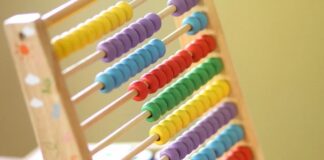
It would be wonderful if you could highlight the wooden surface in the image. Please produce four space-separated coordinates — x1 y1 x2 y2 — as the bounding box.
4 14 90 160
172 0 264 159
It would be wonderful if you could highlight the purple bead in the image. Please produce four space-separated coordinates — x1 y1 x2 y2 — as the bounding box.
186 0 198 9
185 131 200 148
213 110 226 126
220 106 232 123
171 142 188 159
123 28 139 48
224 102 238 118
109 38 124 57
131 23 147 42
116 33 132 53
145 13 161 31
193 125 208 143
201 120 215 137
178 136 194 153
168 0 189 16
97 41 117 63
206 116 220 133
160 147 180 160
138 18 155 37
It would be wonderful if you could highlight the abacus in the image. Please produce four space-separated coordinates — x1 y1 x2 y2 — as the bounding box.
4 0 263 159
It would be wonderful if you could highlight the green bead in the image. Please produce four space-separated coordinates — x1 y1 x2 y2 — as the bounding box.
195 67 209 84
141 103 161 122
174 83 190 98
168 87 182 106
154 98 168 115
159 92 176 110
187 72 203 89
207 58 224 73
201 63 217 78
181 77 195 94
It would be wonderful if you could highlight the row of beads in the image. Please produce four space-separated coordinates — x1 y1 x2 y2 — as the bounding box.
95 11 208 93
97 13 161 62
158 102 238 160
52 1 133 59
129 34 217 101
224 146 254 160
168 0 198 16
149 79 231 145
95 39 165 93
141 57 224 122
191 124 245 160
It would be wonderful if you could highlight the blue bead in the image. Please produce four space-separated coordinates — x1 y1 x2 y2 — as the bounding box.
114 63 131 82
150 39 166 57
193 12 208 29
182 16 201 35
129 53 145 72
136 48 152 67
200 148 216 160
218 133 233 151
231 124 244 140
227 129 239 144
95 72 115 93
144 44 159 63
121 58 138 77
192 153 209 160
104 68 124 87
207 140 225 158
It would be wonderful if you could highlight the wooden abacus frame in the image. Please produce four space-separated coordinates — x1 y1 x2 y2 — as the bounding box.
4 0 263 159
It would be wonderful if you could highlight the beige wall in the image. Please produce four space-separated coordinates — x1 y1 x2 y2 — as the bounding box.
0 0 323 159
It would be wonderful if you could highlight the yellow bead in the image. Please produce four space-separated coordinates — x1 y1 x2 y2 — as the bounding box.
204 90 219 105
58 34 73 57
92 15 109 36
182 103 198 120
209 83 225 98
72 27 87 47
86 19 103 39
110 6 127 25
105 8 120 29
98 12 112 34
77 24 92 44
188 99 205 116
160 120 177 138
52 39 65 60
80 23 97 43
174 110 190 128
218 80 231 96
149 124 170 145
196 94 211 111
116 1 133 20
166 114 183 132
66 32 81 52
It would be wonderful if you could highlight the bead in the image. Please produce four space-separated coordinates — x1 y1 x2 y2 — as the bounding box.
104 67 124 87
186 43 204 62
95 72 115 93
207 116 220 133
142 103 161 122
201 120 215 137
151 69 167 88
150 124 170 145
218 79 231 96
186 0 198 9
181 78 195 94
131 23 147 42
186 131 200 148
207 58 224 73
158 64 174 83
161 120 177 138
144 44 159 63
231 125 244 140
194 67 209 84
138 18 155 37
109 38 125 57
123 28 139 48
220 106 233 123
128 81 149 101
204 90 219 105
196 94 211 111
193 12 208 29
227 129 240 143
201 148 216 160
116 1 133 20
177 50 193 68
174 110 190 127
104 10 119 29
218 133 232 150
182 103 198 120
182 16 201 35
116 33 132 53
172 54 187 72
98 41 117 63
169 87 182 105
192 153 208 160
213 110 226 126
166 114 183 131
174 83 190 98
193 125 208 143
170 142 188 159
194 39 210 57
168 0 188 16
160 93 176 110
189 99 205 116
237 146 253 160
160 147 180 160
136 48 152 67
145 13 162 31
186 72 202 90
224 102 238 119
153 98 168 114
122 58 138 76
141 73 159 93
150 39 166 57
202 35 217 51
178 136 194 152
128 53 145 72
207 140 226 157
166 59 181 77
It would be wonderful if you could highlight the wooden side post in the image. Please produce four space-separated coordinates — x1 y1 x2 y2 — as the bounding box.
173 1 264 159
4 13 91 160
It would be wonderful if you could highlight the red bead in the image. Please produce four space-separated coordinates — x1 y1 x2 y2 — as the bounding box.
202 35 217 51
237 146 253 160
194 38 209 57
128 81 149 101
157 64 174 83
151 68 167 88
165 58 181 77
141 73 159 93
186 43 204 62
176 50 192 68
171 54 187 72
234 151 246 160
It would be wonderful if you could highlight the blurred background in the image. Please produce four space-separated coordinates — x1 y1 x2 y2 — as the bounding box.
0 0 323 159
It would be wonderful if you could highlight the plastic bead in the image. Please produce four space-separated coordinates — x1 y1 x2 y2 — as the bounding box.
161 120 177 138
150 39 166 57
95 72 115 93
98 41 117 62
144 44 159 63
167 0 188 16
160 147 180 160
158 64 174 83
138 18 156 37
123 28 139 48
142 103 161 122
177 50 193 68
128 81 148 101
170 142 188 159
201 148 216 160
191 153 208 160
131 23 147 42
202 35 217 51
174 110 190 127
193 12 208 29
166 59 181 77
178 136 194 153
182 16 201 35
159 93 176 110
151 69 167 88
207 140 226 157
136 48 152 67
153 98 168 114
141 73 159 93
129 53 145 72
150 124 170 145
105 68 124 87
145 13 162 31
166 114 183 131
